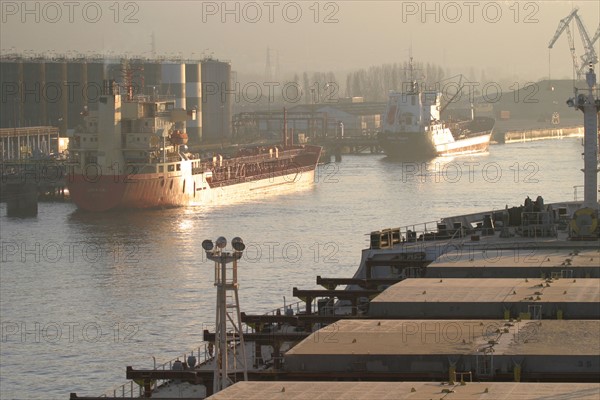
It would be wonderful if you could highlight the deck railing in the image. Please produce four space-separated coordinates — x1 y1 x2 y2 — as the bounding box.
101 342 213 397
368 218 468 250
101 299 308 397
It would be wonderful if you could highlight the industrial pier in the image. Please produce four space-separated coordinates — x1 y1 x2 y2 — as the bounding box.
1 126 69 215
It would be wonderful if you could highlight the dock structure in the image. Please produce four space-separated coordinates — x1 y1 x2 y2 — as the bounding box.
369 278 600 319
283 319 600 382
0 159 69 215
317 136 382 157
0 126 60 160
504 125 584 143
425 248 600 278
206 381 600 400
232 111 329 140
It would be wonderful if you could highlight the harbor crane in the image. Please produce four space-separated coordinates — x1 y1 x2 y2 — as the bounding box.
548 7 600 80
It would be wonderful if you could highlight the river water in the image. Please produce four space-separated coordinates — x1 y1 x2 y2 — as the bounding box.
0 137 587 398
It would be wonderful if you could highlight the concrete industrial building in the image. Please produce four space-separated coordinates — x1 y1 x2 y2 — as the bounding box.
0 54 233 144
201 59 232 142
0 56 123 131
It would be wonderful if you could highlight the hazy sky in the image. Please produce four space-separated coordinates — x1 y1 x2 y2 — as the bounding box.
1 1 599 81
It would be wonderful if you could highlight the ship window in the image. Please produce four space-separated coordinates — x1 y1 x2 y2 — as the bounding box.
183 180 186 193
176 164 181 171
159 166 164 173
160 179 165 187
168 164 175 172
169 180 173 190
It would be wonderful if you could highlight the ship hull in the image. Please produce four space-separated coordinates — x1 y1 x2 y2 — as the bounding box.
435 132 492 157
67 146 321 212
378 132 437 159
379 117 495 160
68 169 316 212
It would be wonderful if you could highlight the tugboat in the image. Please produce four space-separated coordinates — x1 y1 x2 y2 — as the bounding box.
378 59 495 160
66 80 321 212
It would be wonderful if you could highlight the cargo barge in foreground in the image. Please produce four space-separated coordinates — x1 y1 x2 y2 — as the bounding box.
67 81 321 212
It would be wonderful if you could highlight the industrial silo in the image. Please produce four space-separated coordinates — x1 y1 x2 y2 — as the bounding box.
44 59 68 132
38 59 47 126
185 62 202 144
22 59 44 126
0 58 21 128
142 59 162 95
201 59 232 142
85 59 107 111
67 60 87 130
160 61 186 109
160 61 186 135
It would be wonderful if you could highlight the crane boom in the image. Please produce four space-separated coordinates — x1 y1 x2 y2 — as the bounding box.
548 8 579 48
565 25 580 77
574 13 598 63
591 26 600 46
549 7 600 80
439 75 464 116
573 13 599 77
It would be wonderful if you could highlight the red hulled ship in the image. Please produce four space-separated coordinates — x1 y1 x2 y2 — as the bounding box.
67 81 321 212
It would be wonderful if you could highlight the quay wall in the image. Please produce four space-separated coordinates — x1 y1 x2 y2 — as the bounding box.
504 126 584 143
